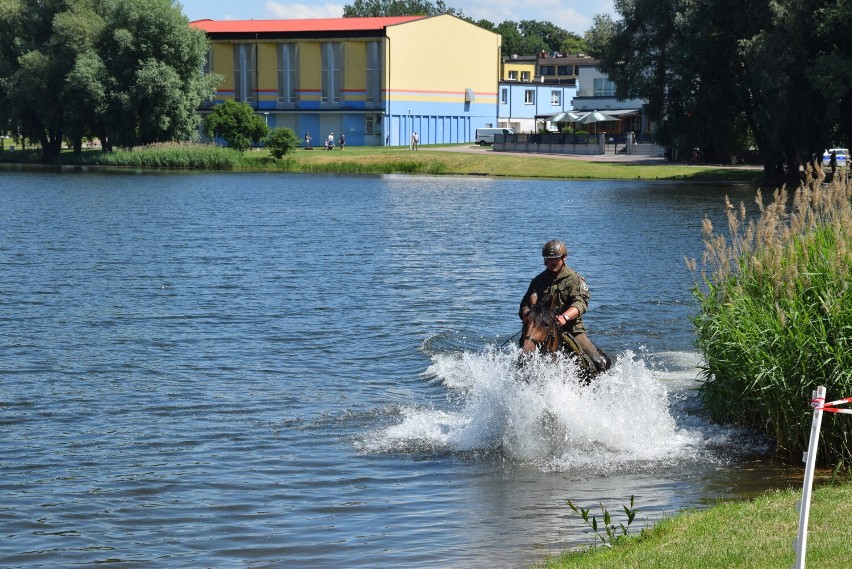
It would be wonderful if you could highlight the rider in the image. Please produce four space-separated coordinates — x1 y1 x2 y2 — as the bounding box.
519 239 608 371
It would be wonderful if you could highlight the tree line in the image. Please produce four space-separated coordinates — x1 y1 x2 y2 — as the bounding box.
0 0 218 159
586 0 852 181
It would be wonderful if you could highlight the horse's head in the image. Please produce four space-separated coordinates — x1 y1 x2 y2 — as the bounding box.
519 302 560 353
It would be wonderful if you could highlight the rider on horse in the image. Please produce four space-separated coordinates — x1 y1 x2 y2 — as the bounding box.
519 239 609 372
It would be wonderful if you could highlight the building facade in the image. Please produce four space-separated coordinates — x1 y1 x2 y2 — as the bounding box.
191 16 501 146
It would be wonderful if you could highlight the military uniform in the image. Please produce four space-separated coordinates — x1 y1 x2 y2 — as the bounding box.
519 264 609 372
519 265 589 336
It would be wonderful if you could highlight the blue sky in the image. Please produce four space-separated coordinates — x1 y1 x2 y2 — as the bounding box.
179 0 616 35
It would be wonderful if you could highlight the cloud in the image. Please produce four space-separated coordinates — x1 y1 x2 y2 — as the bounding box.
265 1 344 19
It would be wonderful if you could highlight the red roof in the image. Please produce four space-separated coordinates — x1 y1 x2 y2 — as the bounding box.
190 16 425 34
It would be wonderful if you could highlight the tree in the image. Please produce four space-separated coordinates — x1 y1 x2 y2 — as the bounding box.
588 0 849 181
204 100 269 153
264 127 300 158
343 0 463 17
96 0 221 150
0 0 219 159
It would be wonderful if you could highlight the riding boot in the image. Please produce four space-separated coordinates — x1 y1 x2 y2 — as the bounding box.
573 333 609 372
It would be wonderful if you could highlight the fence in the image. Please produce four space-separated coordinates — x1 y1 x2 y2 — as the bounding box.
493 132 664 157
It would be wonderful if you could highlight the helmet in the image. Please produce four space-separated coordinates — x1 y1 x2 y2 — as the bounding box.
541 239 567 259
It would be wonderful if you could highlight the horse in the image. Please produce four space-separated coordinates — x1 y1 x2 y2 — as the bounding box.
519 302 612 382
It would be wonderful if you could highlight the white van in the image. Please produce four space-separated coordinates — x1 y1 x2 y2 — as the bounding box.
823 148 848 169
475 127 514 146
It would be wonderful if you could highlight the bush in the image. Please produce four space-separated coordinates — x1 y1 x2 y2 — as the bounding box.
264 127 300 158
688 166 852 465
204 100 268 152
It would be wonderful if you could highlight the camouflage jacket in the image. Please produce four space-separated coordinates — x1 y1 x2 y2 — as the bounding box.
519 265 589 334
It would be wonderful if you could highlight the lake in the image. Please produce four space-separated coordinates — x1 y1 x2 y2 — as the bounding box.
0 169 798 568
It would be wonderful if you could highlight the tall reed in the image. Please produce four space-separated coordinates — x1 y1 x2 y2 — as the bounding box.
688 166 852 464
83 142 242 169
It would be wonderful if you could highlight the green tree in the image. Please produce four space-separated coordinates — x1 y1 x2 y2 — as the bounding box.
97 0 220 150
343 0 463 17
204 100 269 153
264 127 300 158
0 0 218 159
588 0 851 181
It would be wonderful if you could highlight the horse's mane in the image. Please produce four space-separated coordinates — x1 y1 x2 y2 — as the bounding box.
525 302 558 330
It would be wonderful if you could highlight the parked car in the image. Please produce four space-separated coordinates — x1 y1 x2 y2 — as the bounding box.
822 148 848 169
475 127 514 146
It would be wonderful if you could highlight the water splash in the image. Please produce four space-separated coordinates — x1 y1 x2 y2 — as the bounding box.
359 346 764 472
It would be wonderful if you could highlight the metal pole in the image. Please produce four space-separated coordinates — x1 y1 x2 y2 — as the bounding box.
793 385 826 569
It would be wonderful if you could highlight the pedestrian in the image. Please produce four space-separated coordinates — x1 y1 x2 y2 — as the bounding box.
338 133 345 150
326 132 334 150
304 131 312 150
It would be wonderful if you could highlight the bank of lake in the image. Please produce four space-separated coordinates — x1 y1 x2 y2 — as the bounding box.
1 143 763 182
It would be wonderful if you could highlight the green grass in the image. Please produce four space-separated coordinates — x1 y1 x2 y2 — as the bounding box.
538 483 852 568
689 167 852 464
1 143 762 181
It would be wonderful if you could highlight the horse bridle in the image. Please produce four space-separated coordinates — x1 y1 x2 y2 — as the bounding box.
520 327 557 351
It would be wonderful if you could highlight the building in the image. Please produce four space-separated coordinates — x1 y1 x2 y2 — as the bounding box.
572 64 649 135
190 16 501 147
497 53 596 133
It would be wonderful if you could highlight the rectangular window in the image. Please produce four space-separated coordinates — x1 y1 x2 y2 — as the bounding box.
508 70 518 80
277 44 297 105
540 65 555 75
501 88 508 104
593 77 616 97
521 71 530 81
551 90 560 105
524 89 534 104
321 42 343 104
234 43 256 104
365 41 381 103
558 65 574 75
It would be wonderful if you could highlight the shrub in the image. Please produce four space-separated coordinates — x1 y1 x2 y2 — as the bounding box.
264 127 300 158
203 100 268 152
688 166 852 465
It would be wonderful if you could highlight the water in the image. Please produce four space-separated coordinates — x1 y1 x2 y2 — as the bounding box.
0 170 797 568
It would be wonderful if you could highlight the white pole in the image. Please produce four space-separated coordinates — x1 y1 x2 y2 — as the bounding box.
793 385 826 569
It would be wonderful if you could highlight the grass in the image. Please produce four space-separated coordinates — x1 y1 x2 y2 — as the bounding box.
538 482 852 568
1 143 762 181
688 166 852 464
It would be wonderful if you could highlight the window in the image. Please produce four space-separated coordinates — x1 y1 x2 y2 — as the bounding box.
234 43 256 104
551 90 560 105
540 65 555 75
321 42 343 104
593 77 617 97
558 65 574 75
521 71 530 81
508 70 518 80
277 44 297 105
501 88 508 104
524 89 534 104
365 41 381 103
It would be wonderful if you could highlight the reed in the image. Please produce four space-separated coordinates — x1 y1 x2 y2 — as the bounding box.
80 142 242 169
688 166 852 464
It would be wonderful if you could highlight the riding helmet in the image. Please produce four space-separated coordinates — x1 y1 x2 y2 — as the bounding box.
541 239 568 259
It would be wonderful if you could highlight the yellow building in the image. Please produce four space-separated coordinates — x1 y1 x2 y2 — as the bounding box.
191 16 501 146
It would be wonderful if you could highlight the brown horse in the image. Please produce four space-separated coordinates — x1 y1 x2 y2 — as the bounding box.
519 302 612 381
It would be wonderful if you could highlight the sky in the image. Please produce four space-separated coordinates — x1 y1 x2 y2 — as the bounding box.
179 0 616 35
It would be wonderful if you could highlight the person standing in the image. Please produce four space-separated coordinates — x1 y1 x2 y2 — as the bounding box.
519 239 609 371
304 131 312 150
410 131 416 151
339 133 346 150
